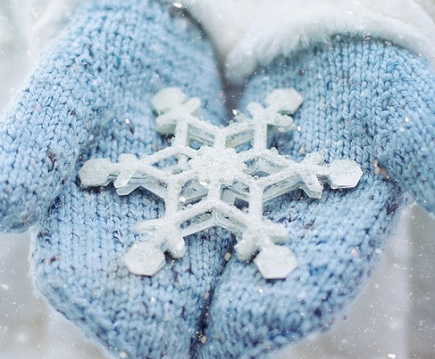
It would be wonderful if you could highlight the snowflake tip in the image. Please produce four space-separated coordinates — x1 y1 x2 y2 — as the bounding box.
271 113 294 132
123 242 166 276
151 87 188 114
235 221 289 261
153 88 202 135
79 158 113 187
265 88 304 114
327 160 363 189
254 246 297 279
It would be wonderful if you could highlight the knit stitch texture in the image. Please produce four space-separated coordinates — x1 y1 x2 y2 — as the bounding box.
3 0 227 357
197 38 435 358
2 0 435 358
27 0 232 358
0 0 224 233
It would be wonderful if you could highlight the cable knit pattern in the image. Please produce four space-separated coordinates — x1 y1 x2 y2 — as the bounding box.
197 38 435 358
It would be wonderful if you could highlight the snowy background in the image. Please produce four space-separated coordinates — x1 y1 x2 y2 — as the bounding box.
1 1 435 358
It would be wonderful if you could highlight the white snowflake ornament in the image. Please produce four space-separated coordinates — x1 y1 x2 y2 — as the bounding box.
79 88 363 279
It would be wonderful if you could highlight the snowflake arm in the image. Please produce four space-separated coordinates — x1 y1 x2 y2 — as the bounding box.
79 87 363 279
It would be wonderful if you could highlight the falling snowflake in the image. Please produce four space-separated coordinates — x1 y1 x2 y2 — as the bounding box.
79 88 363 279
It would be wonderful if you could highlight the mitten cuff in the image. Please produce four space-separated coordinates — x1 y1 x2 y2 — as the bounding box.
173 0 435 83
17 0 435 84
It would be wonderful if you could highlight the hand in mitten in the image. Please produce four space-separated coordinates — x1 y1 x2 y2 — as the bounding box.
0 1 232 358
3 1 435 358
197 37 435 358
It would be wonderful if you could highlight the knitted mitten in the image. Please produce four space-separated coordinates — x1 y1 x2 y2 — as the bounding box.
0 1 229 358
198 37 435 358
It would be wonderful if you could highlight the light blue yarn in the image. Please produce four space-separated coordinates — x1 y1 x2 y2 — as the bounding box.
1 0 435 358
198 38 435 358
3 1 229 358
0 0 224 233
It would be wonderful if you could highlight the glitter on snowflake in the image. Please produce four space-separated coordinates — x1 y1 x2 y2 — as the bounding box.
79 88 363 279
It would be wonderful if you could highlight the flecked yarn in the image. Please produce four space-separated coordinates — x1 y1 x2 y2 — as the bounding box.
197 38 435 358
1 0 435 357
0 0 224 232
2 0 229 358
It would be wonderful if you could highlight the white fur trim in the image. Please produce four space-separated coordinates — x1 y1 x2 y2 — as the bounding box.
10 0 435 83
177 0 435 83
173 0 260 63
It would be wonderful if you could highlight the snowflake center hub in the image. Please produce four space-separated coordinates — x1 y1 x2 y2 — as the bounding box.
189 146 246 184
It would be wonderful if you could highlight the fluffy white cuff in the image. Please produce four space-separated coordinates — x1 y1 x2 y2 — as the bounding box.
11 0 435 84
178 0 435 83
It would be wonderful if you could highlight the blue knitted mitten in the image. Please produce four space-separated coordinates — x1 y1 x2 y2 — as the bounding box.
3 0 435 356
0 1 230 358
197 37 435 358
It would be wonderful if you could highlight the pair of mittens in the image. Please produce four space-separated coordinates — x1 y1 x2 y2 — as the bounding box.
1 0 434 358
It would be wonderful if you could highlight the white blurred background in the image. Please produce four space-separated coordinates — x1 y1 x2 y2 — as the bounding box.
1 1 435 358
